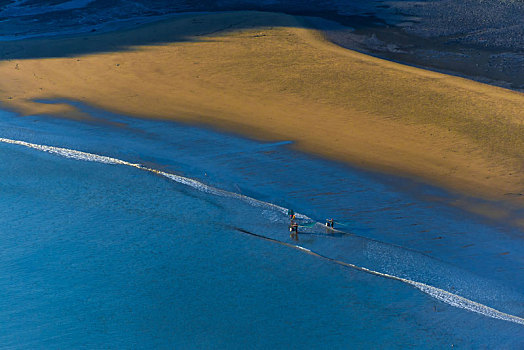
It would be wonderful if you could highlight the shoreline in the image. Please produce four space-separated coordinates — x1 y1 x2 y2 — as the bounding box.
2 98 522 232
2 98 523 348
0 11 522 228
305 15 524 93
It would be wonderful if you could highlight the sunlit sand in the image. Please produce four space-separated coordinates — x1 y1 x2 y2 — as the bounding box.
0 11 522 223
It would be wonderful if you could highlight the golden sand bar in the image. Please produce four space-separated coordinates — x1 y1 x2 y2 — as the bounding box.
0 11 523 223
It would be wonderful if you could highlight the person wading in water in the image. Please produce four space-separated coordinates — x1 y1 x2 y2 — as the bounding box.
288 209 298 240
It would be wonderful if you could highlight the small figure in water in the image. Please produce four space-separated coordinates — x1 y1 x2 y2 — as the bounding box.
325 218 334 228
288 209 299 240
290 221 299 241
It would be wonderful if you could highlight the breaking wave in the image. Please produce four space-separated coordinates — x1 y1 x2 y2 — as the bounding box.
0 137 308 219
1 136 523 326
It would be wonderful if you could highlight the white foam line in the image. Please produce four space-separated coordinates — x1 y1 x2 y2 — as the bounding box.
0 137 132 166
408 281 524 325
151 169 310 219
299 246 524 326
2 136 523 326
0 137 309 219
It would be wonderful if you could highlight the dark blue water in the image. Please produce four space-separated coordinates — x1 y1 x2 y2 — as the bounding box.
0 0 418 41
0 103 523 348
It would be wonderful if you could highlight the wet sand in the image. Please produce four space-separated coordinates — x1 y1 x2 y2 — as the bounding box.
0 11 522 225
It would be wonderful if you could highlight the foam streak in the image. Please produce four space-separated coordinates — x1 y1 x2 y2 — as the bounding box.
1 136 523 326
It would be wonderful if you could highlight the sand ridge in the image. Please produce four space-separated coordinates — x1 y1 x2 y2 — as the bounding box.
0 11 522 225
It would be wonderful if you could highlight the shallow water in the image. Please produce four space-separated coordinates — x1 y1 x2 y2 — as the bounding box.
0 105 523 348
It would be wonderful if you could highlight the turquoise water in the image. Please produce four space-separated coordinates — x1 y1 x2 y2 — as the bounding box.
0 104 523 348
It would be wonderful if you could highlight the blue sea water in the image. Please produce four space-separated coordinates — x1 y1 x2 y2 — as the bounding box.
0 103 523 348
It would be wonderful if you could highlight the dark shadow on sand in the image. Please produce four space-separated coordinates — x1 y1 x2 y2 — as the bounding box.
0 9 381 60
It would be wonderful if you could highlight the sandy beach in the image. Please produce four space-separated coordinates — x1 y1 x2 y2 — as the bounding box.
2 7 524 346
0 11 522 226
